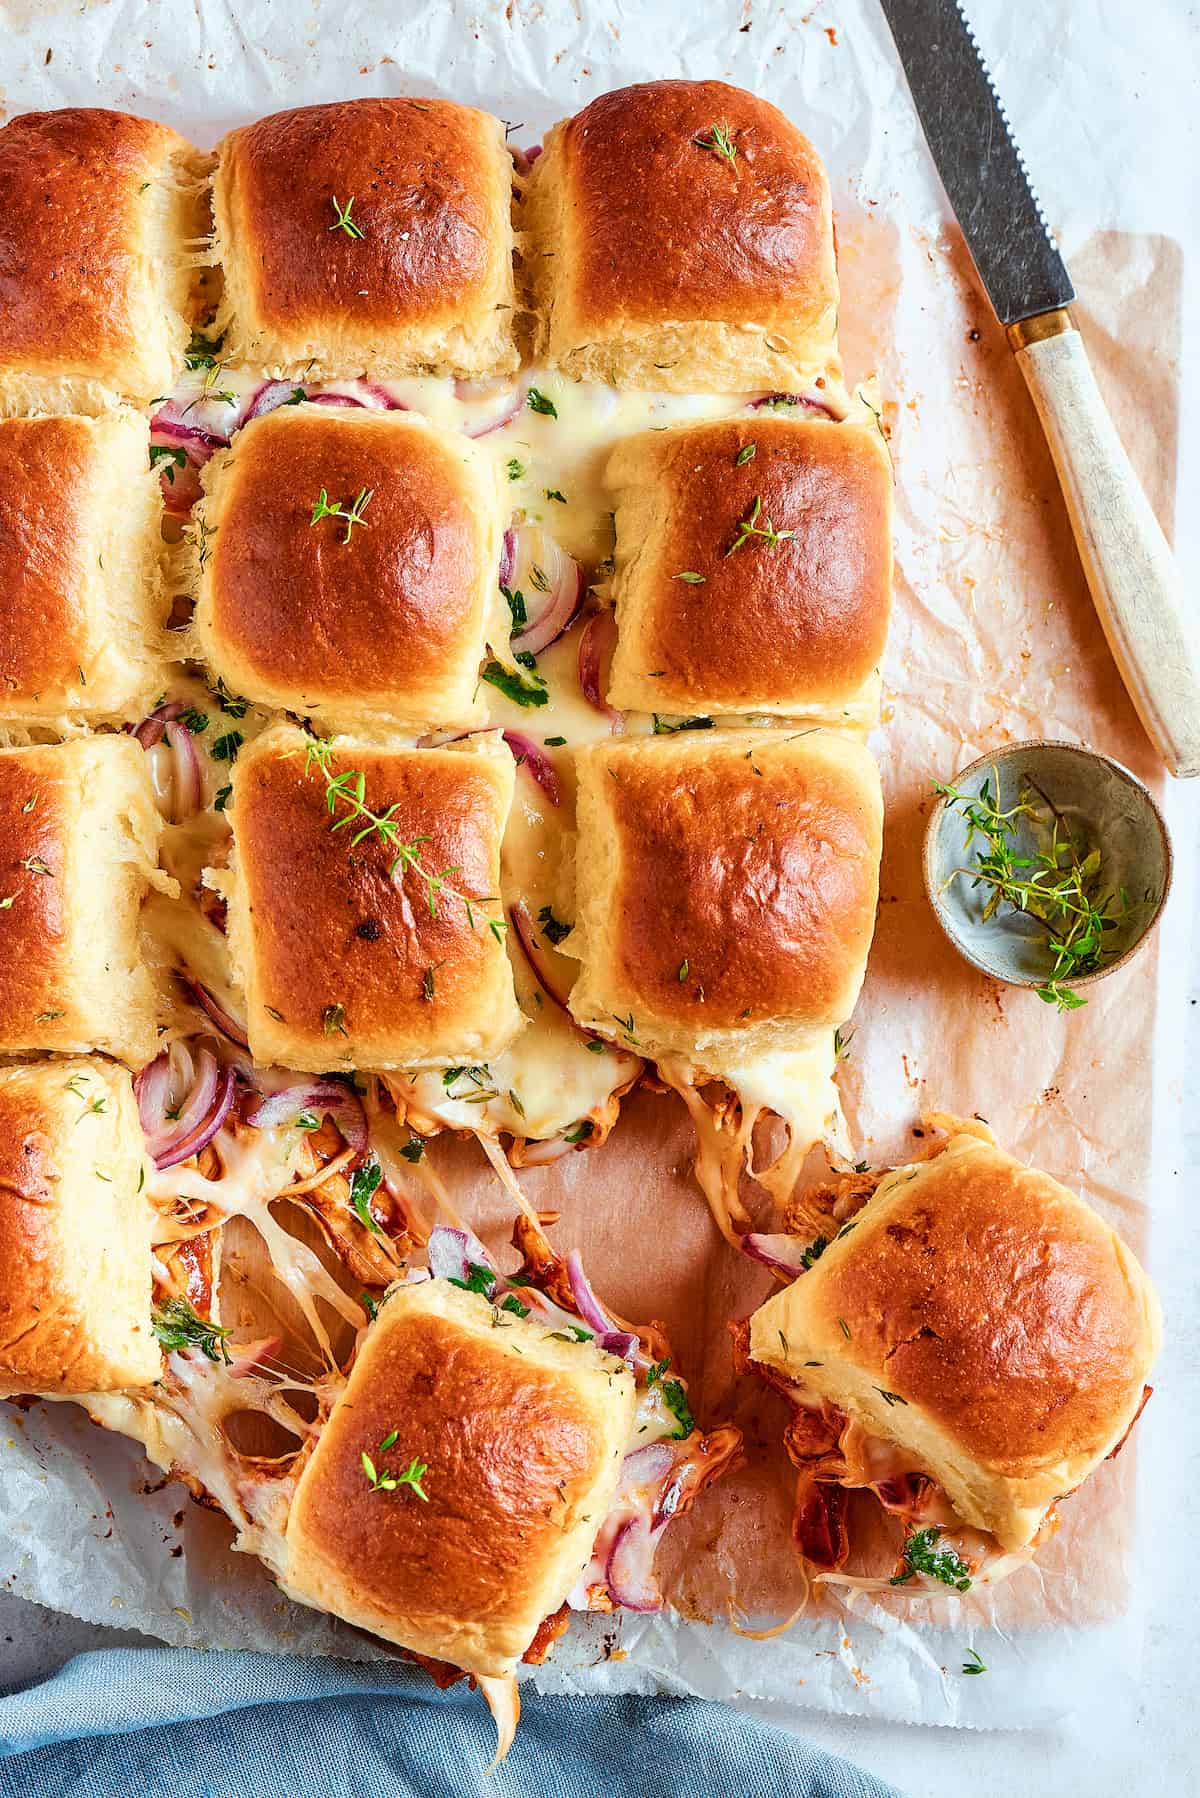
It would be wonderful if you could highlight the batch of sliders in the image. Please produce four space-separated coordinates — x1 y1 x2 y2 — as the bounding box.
0 79 1160 1756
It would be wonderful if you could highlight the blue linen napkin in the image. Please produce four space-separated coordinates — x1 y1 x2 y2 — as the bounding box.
0 1646 904 1798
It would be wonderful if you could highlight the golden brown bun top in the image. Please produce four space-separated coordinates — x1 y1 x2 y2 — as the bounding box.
0 108 189 370
286 1278 634 1672
581 730 882 1037
220 99 509 335
798 1137 1161 1477
202 408 493 705
0 416 97 695
232 725 511 1053
554 80 835 328
609 417 892 706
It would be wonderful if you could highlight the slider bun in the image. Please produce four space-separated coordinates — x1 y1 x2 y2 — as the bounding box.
567 729 882 1067
192 407 506 732
212 98 518 379
0 411 166 724
750 1132 1162 1550
0 1059 158 1396
606 417 892 723
0 736 166 1068
523 79 842 395
225 723 523 1073
283 1276 635 1677
0 108 205 416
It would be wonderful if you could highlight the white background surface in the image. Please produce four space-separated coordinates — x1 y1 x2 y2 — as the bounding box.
0 2 1196 1793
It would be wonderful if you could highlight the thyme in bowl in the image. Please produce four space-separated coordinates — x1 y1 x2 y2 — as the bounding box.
934 771 1147 1011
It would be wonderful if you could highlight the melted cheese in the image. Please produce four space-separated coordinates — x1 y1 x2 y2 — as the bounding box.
655 1038 846 1244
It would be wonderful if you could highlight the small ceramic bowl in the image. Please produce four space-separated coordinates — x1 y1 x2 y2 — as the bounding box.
922 740 1173 994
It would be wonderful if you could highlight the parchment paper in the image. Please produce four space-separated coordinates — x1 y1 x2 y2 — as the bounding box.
0 0 1188 1736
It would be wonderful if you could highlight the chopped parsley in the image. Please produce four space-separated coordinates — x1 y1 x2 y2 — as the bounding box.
537 904 572 946
399 1135 425 1163
481 659 549 708
891 1527 973 1592
449 1261 498 1297
735 442 757 466
647 1359 694 1439
962 1649 987 1675
210 730 244 763
503 583 527 629
526 387 558 417
349 1157 383 1235
506 457 526 481
150 444 188 483
210 678 249 718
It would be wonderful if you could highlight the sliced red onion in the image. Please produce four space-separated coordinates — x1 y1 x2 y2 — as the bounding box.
308 391 370 410
132 700 186 749
149 428 210 514
502 732 561 805
578 611 621 728
506 525 584 656
185 980 250 1050
508 902 572 1012
149 413 229 452
566 1251 636 1359
135 1053 171 1137
747 391 839 420
606 1516 664 1613
621 1443 677 1488
246 1080 367 1152
499 527 515 589
427 1224 493 1284
740 1232 813 1276
360 382 409 411
137 1046 236 1171
455 380 524 438
163 719 202 821
243 380 306 424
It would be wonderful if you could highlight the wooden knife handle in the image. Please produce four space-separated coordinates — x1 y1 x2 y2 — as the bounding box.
1011 316 1200 779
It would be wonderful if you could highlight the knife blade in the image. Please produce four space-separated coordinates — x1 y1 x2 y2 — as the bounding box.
879 0 1200 778
878 0 1073 323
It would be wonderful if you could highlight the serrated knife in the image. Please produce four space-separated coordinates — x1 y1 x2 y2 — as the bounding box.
879 0 1200 778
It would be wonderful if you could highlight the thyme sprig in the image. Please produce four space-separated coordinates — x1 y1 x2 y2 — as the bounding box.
310 485 374 544
934 771 1145 1011
693 122 738 169
361 1431 429 1499
305 740 506 943
152 1297 233 1366
328 194 365 239
725 494 795 556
